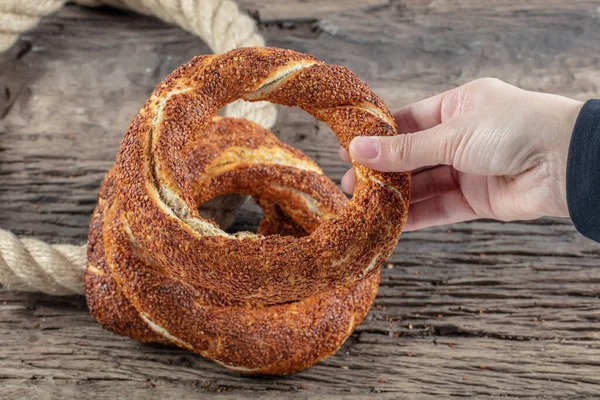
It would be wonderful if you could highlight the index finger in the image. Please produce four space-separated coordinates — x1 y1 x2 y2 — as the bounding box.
394 85 469 133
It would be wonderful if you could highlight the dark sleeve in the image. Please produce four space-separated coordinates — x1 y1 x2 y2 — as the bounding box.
566 99 600 243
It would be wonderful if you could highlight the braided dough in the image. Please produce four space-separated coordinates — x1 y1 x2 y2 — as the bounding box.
85 47 410 374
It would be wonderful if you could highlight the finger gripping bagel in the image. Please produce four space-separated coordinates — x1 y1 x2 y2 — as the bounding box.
85 47 410 374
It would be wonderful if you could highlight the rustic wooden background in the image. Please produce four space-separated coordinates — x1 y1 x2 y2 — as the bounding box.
2 0 600 398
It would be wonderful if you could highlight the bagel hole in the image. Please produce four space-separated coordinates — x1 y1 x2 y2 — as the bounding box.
208 102 348 236
197 194 257 232
225 196 264 234
198 195 309 238
198 195 265 234
217 101 346 190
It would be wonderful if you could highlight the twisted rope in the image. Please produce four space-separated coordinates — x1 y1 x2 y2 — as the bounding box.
0 0 276 295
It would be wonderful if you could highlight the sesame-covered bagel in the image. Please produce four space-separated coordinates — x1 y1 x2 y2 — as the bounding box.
86 116 380 374
110 47 409 305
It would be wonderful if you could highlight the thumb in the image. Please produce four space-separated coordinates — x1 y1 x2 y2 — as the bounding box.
348 125 459 172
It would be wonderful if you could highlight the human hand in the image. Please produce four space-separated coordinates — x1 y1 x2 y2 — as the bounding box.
340 78 583 231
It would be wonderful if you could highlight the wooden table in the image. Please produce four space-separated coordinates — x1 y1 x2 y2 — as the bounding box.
2 1 600 398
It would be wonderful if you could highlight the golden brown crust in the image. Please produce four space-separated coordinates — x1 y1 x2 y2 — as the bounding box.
85 47 410 374
86 118 380 374
113 47 408 304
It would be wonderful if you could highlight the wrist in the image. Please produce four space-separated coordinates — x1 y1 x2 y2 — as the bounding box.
549 98 584 218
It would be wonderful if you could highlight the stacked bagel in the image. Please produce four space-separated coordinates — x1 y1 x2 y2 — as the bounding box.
85 47 410 374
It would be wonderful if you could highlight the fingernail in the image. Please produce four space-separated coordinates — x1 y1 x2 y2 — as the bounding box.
350 137 380 160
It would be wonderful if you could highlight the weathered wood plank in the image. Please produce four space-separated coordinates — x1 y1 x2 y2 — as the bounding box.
1 1 600 398
238 0 389 23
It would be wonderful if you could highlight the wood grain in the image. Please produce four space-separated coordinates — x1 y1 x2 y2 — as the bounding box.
2 1 600 398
